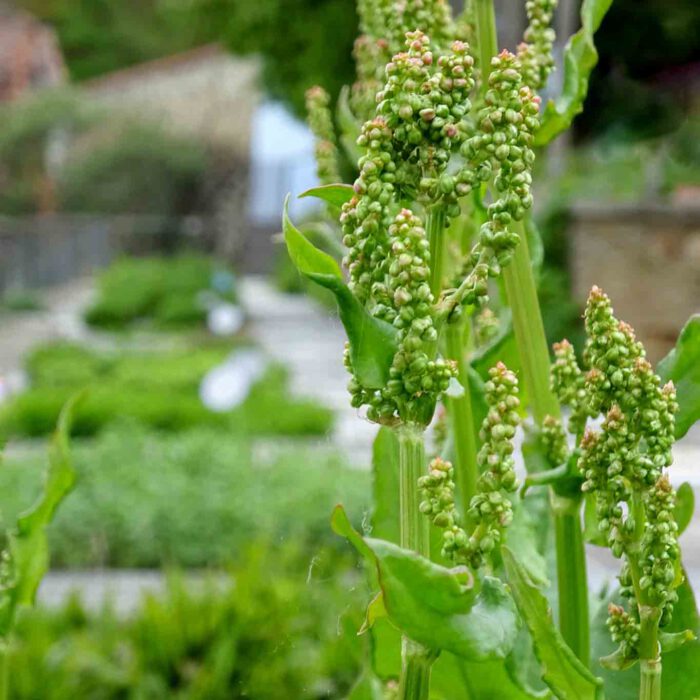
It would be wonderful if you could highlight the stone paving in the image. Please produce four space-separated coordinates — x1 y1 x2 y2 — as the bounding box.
1 274 694 607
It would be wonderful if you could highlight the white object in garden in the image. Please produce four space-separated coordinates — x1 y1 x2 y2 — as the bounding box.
207 303 245 336
199 349 268 412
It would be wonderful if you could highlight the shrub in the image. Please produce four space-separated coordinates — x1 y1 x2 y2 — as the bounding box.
9 544 365 699
0 425 368 568
0 342 333 438
85 255 235 330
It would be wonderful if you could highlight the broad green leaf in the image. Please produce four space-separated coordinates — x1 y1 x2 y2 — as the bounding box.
332 506 520 661
0 395 79 636
592 574 700 700
299 183 354 209
502 547 604 700
504 501 550 587
536 0 614 145
431 652 547 700
675 482 695 535
658 315 700 438
283 197 398 388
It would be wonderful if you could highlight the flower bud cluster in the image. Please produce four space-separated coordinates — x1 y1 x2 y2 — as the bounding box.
305 86 341 185
574 286 681 638
452 52 539 309
387 0 455 50
606 603 640 661
351 35 391 121
582 287 677 484
517 0 557 91
542 414 568 466
640 475 680 621
340 117 395 303
375 31 474 217
346 209 454 424
474 307 500 347
419 363 520 569
551 338 590 438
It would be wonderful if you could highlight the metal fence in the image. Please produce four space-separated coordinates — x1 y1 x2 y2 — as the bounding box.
0 214 213 295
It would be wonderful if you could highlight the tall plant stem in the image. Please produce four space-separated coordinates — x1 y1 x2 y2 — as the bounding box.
445 320 478 512
427 206 447 299
640 659 662 700
397 424 433 700
505 221 590 665
0 641 8 700
552 495 590 666
474 0 498 95
503 223 559 424
638 606 662 700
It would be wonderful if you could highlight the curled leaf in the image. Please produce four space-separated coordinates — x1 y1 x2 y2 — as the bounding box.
658 314 700 438
503 547 604 700
0 394 81 637
283 196 398 388
536 0 614 145
299 183 355 210
332 505 519 661
674 482 695 536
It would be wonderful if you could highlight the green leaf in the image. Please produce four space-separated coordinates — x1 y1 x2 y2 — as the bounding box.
0 395 80 637
658 315 700 438
431 652 547 700
505 501 550 587
283 194 343 281
592 574 700 699
536 0 614 145
675 482 695 535
299 183 354 209
347 670 386 700
332 506 520 661
283 197 398 388
659 629 696 654
502 547 604 700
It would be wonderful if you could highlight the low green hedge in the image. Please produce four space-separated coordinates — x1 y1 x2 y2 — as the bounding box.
0 425 368 568
85 255 237 330
10 545 365 699
0 342 333 438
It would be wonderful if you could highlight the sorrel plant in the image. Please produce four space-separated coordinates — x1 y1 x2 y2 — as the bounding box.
285 1 700 698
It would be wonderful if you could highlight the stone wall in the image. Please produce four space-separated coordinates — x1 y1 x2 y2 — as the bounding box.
569 202 700 362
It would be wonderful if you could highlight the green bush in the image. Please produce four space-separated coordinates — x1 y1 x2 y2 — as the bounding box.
0 425 368 568
85 255 235 330
59 122 208 216
0 342 333 438
9 545 365 699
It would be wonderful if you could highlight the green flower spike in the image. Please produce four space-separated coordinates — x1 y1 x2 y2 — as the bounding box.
447 51 540 312
305 86 341 185
419 362 520 569
517 0 558 91
575 287 684 670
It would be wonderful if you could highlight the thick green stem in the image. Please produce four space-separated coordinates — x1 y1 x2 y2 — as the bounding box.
640 658 662 700
427 206 447 299
397 425 434 699
398 424 431 554
445 321 479 512
0 641 8 700
638 607 662 700
474 0 498 95
399 639 435 700
503 223 560 423
552 495 590 667
505 223 589 664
